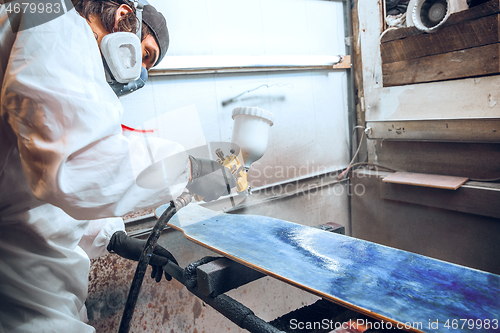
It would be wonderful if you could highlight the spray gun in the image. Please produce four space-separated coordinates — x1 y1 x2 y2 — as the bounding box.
173 106 274 210
172 150 247 210
173 146 252 210
214 147 250 195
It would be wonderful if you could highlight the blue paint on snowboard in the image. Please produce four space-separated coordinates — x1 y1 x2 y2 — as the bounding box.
156 204 500 332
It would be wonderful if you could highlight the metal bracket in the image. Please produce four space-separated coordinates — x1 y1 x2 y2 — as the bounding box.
196 258 265 297
365 118 500 143
162 260 284 333
313 222 346 235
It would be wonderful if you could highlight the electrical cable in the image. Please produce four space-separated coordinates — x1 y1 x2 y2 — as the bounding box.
338 160 397 181
336 122 397 180
469 176 500 182
337 126 366 180
343 25 398 182
366 27 398 112
348 162 397 172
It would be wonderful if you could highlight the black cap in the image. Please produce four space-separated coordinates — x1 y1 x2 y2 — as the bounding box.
142 4 169 67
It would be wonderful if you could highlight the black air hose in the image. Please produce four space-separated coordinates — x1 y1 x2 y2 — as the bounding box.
118 202 177 333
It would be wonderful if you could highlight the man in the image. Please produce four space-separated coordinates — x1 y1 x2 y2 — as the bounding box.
140 3 168 70
0 1 233 332
74 0 168 73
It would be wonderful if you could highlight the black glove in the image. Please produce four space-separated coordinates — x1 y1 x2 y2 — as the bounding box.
186 156 237 202
107 231 178 282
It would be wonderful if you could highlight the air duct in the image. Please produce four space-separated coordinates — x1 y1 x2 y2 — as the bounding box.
406 0 468 32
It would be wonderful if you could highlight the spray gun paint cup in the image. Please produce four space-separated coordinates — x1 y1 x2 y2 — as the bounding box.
231 107 275 169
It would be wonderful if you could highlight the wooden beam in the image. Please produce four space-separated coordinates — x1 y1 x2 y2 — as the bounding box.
381 14 499 64
381 0 500 43
382 43 500 86
365 118 500 143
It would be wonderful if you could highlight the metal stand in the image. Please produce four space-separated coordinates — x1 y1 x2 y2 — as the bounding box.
162 259 284 333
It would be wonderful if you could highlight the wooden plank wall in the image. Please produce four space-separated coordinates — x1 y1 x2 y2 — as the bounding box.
381 0 500 86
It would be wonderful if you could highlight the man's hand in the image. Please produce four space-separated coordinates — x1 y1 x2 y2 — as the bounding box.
107 231 178 282
186 156 237 202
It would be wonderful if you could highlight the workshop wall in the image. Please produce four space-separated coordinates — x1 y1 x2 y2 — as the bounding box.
157 0 345 57
119 0 351 226
120 70 350 187
358 1 500 121
87 2 352 333
351 0 500 274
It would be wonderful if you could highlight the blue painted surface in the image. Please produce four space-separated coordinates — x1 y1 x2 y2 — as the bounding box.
159 204 500 332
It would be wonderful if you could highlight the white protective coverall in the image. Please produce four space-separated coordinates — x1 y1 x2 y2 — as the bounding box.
0 6 190 333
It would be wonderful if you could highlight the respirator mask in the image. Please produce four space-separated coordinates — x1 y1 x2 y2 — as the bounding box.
101 1 147 97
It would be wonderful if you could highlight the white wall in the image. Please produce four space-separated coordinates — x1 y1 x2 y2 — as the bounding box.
120 0 351 189
153 0 345 57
